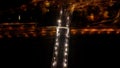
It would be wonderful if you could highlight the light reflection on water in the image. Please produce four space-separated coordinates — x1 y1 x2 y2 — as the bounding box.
1 25 120 39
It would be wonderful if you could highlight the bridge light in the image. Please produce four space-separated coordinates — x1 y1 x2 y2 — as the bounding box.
52 61 57 67
60 10 63 14
63 62 67 68
57 19 62 23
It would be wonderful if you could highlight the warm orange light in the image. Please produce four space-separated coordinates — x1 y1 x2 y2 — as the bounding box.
29 31 34 34
7 35 12 38
44 1 50 7
41 33 46 36
32 0 40 3
91 29 97 32
116 31 120 34
24 33 29 38
88 13 94 21
101 29 107 31
31 0 41 6
40 28 47 36
69 4 76 13
0 35 3 38
52 30 56 33
20 4 27 11
81 31 85 34
89 29 97 34
31 25 36 29
71 29 75 32
83 28 89 31
72 31 77 35
50 32 55 36
103 11 109 19
28 25 36 32
8 26 13 30
107 28 114 32
32 33 37 37
3 23 9 25
89 31 95 34
107 31 111 34
0 28 2 31
19 25 24 30
41 30 46 34
71 29 77 35
98 31 101 34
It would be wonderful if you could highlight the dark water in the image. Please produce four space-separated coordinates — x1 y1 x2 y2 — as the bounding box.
1 36 54 67
1 34 120 67
69 34 120 67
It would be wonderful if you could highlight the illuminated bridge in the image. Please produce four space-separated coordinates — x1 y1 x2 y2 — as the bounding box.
1 23 120 39
0 23 57 38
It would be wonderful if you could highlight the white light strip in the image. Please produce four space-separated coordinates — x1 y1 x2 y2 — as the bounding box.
67 16 69 20
56 38 58 42
65 48 68 52
18 15 21 21
54 46 58 50
55 51 58 55
57 19 62 25
64 59 67 62
52 61 57 67
60 10 63 15
64 52 68 56
65 43 68 47
52 9 70 68
55 42 59 46
63 62 67 67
